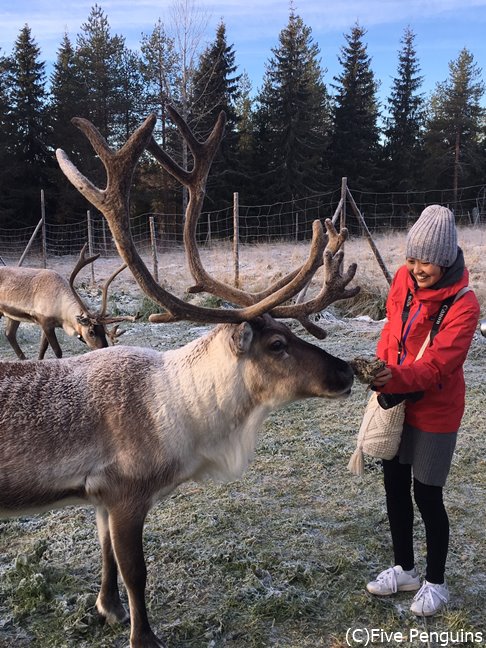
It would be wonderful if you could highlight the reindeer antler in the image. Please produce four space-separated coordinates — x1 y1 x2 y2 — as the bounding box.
56 108 359 335
69 243 100 315
98 263 139 325
68 244 137 331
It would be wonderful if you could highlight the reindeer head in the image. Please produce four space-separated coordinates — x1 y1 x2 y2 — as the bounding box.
69 244 137 349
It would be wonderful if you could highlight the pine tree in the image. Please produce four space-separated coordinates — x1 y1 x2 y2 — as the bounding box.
140 19 180 147
191 21 241 220
233 71 257 207
5 24 52 227
383 27 424 192
118 47 145 140
0 50 15 225
254 9 331 214
330 23 380 191
74 4 126 140
0 51 9 136
139 19 182 231
48 33 89 223
424 48 485 203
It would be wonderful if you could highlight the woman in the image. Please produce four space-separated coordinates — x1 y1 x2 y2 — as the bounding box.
366 204 480 616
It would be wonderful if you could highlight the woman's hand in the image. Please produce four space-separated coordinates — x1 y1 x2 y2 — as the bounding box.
372 366 393 388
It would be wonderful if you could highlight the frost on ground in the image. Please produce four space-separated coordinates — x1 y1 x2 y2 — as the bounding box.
0 236 485 647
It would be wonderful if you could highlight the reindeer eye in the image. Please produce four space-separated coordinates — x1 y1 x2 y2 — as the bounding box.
269 338 286 353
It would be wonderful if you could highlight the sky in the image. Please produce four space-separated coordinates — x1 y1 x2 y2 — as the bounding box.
1 0 486 105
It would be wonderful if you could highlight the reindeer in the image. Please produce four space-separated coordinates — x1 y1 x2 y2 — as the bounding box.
0 107 360 648
0 246 135 359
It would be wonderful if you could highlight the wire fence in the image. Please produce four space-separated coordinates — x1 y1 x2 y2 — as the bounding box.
1 183 485 266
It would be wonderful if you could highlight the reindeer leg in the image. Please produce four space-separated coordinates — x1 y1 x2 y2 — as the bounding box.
5 318 26 360
108 504 164 648
95 506 129 625
38 331 49 360
41 326 63 358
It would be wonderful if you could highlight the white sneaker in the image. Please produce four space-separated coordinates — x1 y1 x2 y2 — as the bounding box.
410 580 449 616
367 565 420 596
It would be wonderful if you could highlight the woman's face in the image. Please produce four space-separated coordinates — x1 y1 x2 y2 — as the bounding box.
406 258 445 288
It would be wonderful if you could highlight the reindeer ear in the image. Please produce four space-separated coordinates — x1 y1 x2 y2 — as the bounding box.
229 322 254 356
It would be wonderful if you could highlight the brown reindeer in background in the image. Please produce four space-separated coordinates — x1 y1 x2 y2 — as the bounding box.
0 245 135 359
0 107 360 648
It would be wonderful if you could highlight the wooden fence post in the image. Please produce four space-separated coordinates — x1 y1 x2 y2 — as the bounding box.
331 197 344 225
87 210 95 285
340 177 347 231
207 213 212 248
346 187 392 285
41 189 47 268
102 219 108 254
149 216 159 282
233 192 240 288
18 218 43 267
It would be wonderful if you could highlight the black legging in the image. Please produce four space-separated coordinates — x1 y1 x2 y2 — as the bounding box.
382 456 449 584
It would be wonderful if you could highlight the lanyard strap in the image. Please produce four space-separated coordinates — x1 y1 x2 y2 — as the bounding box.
397 286 471 363
397 290 415 364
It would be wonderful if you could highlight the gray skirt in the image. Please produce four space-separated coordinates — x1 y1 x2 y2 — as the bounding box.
398 423 457 487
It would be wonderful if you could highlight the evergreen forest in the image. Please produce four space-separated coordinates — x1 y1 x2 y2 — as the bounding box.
1 4 485 235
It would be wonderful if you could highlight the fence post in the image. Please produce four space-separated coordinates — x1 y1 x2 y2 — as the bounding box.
340 177 347 231
149 216 159 282
295 212 299 241
18 218 43 267
102 219 108 254
87 210 95 285
41 189 47 268
207 213 212 248
346 186 392 285
233 192 240 288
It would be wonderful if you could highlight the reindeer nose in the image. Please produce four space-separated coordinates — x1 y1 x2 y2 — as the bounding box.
338 361 355 392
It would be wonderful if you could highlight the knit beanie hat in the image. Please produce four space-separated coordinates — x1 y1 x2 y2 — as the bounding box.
406 205 458 267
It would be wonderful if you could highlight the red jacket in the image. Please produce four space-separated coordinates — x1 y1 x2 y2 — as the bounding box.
376 265 480 433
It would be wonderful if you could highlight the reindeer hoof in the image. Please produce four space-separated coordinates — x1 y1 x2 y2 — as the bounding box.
96 597 130 626
131 630 165 647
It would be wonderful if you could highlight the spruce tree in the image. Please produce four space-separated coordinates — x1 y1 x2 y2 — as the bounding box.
49 33 89 223
118 47 145 139
330 23 380 192
0 51 9 138
74 4 126 140
0 51 15 225
191 21 241 220
5 24 52 227
424 48 485 204
140 19 180 147
254 9 331 215
383 27 424 192
49 34 80 133
233 71 257 207
139 19 182 230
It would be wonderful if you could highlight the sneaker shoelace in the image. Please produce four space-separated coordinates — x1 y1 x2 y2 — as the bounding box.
376 567 399 593
413 582 448 611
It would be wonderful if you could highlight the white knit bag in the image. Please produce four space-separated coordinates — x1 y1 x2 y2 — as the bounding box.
347 333 430 477
347 392 406 475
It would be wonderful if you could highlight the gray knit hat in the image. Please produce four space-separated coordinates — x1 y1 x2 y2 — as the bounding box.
406 205 458 267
